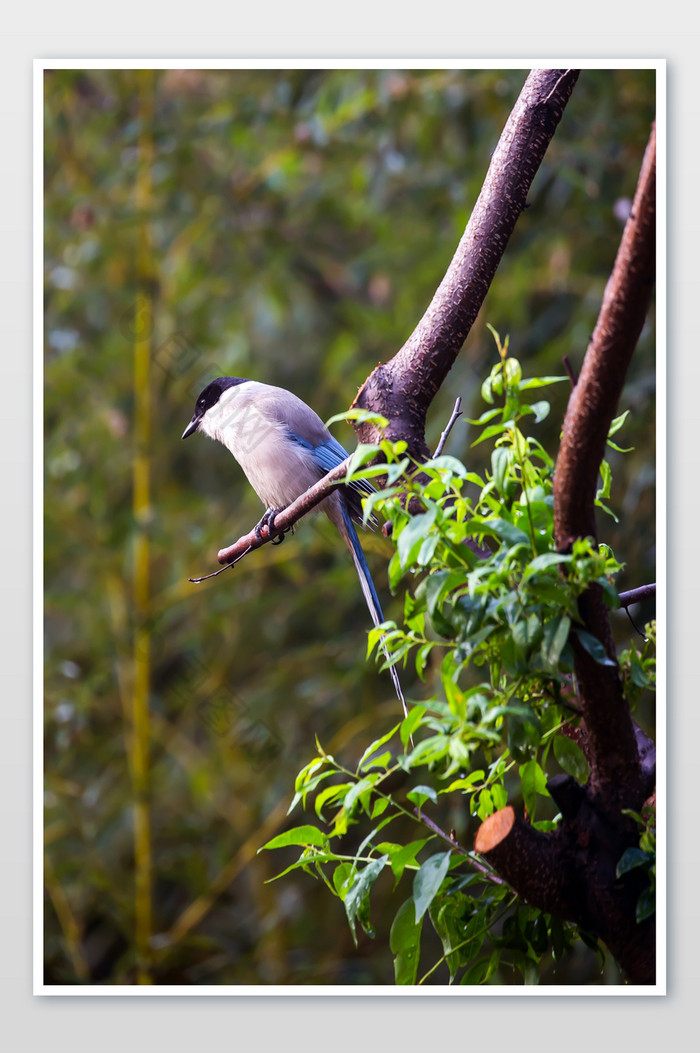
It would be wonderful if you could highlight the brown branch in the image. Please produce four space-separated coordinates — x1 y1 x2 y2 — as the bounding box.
188 458 352 576
475 805 656 984
433 397 463 457
353 68 580 455
553 123 656 804
618 583 656 609
555 122 656 551
413 806 504 884
562 354 578 389
474 807 571 916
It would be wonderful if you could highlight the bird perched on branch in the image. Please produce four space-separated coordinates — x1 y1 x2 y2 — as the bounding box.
182 376 406 714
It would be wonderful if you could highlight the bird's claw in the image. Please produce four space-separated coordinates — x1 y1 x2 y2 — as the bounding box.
255 507 289 545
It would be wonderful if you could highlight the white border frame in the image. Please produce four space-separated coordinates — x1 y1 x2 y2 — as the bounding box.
34 58 666 996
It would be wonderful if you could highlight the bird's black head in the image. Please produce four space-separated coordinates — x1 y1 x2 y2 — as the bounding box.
181 377 250 439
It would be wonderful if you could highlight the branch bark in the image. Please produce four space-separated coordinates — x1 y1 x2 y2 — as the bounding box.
212 458 351 567
475 805 656 985
353 68 580 454
554 122 656 804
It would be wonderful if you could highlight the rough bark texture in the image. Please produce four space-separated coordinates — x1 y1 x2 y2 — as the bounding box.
554 122 656 807
476 802 655 985
554 123 656 551
353 68 580 454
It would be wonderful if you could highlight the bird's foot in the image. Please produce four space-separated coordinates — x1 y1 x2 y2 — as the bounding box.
255 507 289 545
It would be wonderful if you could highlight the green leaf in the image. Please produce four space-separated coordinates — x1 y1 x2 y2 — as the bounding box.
518 375 568 390
528 399 550 423
481 518 531 548
344 855 388 945
413 852 452 922
524 551 572 575
425 455 469 478
314 782 352 819
541 615 571 670
636 887 655 922
575 628 617 667
388 839 429 884
400 705 426 747
616 847 652 878
491 447 511 495
332 862 353 897
519 760 548 818
472 422 510 447
346 443 383 475
390 898 424 985
357 725 400 772
407 784 438 808
608 409 630 436
261 825 328 851
343 777 376 813
371 796 390 819
397 508 438 569
325 408 389 429
553 735 589 783
430 893 471 980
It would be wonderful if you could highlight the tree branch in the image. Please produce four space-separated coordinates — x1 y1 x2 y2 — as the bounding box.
475 804 656 984
553 122 656 803
554 122 656 551
353 68 580 455
618 583 656 609
191 458 352 575
474 807 572 916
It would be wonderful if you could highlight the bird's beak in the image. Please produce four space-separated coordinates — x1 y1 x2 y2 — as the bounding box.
181 415 201 440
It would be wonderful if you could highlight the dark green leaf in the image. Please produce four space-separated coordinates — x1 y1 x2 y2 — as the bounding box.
390 898 424 984
575 628 617 667
616 847 652 878
553 735 589 783
344 855 388 944
413 851 452 922
541 615 571 670
636 887 655 922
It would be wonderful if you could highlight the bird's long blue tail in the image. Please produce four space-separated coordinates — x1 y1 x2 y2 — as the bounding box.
339 502 407 718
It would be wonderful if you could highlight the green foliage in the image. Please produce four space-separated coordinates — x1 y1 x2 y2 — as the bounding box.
262 337 656 984
619 800 656 923
44 68 656 985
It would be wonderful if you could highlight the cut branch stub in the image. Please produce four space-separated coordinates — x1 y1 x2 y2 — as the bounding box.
474 804 656 984
353 68 580 456
474 807 572 918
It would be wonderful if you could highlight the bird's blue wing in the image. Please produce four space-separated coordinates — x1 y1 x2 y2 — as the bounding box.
286 430 376 520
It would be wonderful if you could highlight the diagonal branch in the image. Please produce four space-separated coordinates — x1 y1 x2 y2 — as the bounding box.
210 458 352 570
353 68 580 455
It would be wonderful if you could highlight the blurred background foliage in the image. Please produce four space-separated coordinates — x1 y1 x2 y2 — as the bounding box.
44 67 656 985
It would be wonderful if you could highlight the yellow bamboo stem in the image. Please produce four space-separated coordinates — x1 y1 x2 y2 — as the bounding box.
131 68 155 985
44 855 90 982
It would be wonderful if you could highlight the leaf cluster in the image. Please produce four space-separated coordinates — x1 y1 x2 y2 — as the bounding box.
262 335 655 984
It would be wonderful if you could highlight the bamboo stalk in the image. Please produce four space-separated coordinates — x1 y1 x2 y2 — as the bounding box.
44 855 90 982
131 68 155 985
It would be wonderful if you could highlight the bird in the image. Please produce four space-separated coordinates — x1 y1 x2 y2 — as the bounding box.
182 376 406 715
